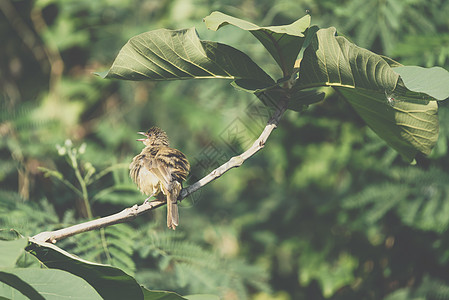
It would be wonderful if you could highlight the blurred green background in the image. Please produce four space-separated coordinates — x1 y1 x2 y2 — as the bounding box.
2 0 449 299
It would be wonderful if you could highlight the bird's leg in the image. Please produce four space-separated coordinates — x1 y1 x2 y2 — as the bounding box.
143 192 156 204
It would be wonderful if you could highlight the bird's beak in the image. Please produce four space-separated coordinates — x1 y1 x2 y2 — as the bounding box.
136 131 147 141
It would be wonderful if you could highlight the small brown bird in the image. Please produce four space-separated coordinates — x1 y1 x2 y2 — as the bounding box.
129 127 190 229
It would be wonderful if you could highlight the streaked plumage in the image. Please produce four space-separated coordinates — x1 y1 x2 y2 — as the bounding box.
130 127 190 229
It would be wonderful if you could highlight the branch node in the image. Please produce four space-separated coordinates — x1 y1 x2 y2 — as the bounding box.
230 156 244 167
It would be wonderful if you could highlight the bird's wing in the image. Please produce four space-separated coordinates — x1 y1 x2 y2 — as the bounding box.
140 147 172 192
140 146 190 191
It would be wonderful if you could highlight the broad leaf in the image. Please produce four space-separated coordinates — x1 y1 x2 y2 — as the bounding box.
393 66 449 101
0 268 102 300
338 88 438 159
0 271 43 300
0 238 28 268
99 27 274 90
27 240 144 300
204 11 311 75
298 27 439 161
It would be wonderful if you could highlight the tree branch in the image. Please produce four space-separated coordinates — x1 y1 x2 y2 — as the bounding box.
32 97 290 244
179 96 289 200
32 200 166 243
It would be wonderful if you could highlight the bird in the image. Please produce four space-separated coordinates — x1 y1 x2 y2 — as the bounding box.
129 127 190 230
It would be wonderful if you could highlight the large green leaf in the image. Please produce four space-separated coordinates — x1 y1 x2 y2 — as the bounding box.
99 27 274 90
298 27 439 161
27 240 144 300
0 238 28 268
339 88 438 160
0 271 43 300
204 11 310 75
0 268 102 300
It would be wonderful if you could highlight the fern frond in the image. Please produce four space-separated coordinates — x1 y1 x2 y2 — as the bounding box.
0 191 60 238
343 166 449 232
135 229 269 299
59 223 137 275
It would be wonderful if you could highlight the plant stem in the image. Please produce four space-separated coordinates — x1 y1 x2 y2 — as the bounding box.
76 168 93 219
70 150 93 219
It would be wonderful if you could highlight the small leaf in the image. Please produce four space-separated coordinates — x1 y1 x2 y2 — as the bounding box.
0 238 28 268
38 167 64 180
204 11 311 75
393 66 449 101
99 28 274 90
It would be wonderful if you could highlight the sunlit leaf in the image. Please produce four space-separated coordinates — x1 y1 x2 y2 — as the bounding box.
27 240 143 300
393 66 449 101
0 268 102 300
99 28 274 90
298 27 439 161
0 238 28 268
0 271 43 300
204 11 310 75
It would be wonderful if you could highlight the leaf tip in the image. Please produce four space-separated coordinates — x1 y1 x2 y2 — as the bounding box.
94 70 109 79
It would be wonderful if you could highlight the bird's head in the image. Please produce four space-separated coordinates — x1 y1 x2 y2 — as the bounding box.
137 126 170 147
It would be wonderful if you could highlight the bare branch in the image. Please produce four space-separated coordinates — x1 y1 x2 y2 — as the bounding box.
32 200 166 243
179 96 289 200
32 97 290 243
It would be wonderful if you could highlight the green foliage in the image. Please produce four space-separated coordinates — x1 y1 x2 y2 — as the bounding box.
392 34 449 67
135 230 269 299
385 275 449 300
298 246 358 298
0 238 194 299
298 27 439 161
102 12 449 163
59 224 137 276
0 191 60 239
344 166 449 232
332 0 437 55
99 27 275 89
2 0 449 299
203 11 311 75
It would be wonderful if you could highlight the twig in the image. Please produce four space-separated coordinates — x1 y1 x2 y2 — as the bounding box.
179 96 289 199
32 97 290 243
32 200 166 243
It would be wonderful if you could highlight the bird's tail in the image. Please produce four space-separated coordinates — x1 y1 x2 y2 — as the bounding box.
167 182 181 230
